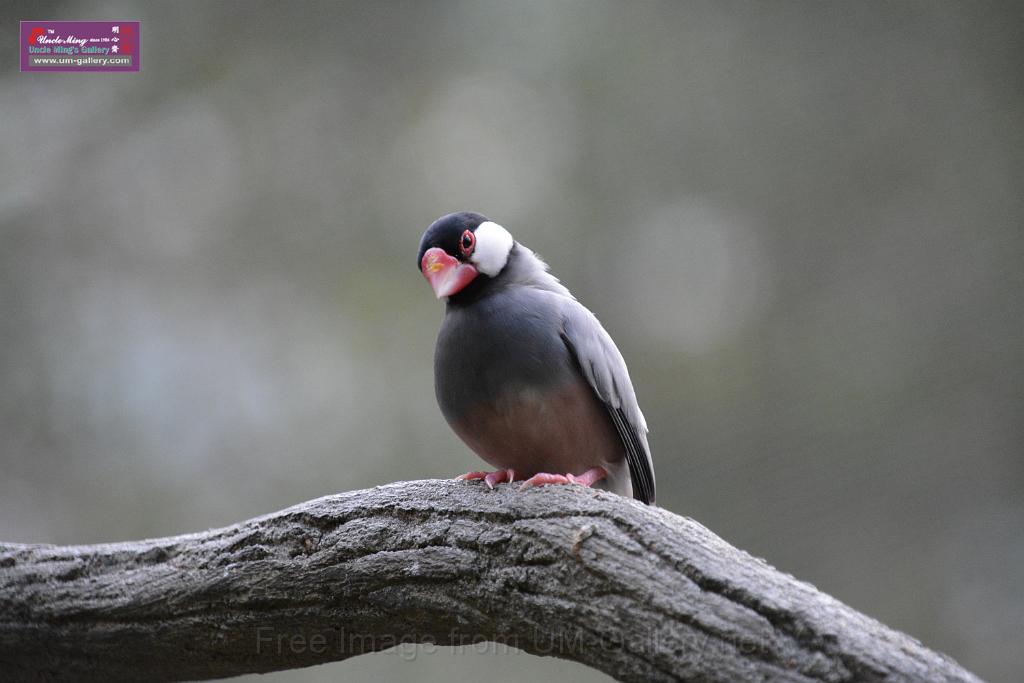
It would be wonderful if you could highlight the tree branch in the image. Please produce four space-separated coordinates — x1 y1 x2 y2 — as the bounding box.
0 480 980 682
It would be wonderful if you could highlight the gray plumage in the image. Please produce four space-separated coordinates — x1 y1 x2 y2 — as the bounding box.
433 240 656 504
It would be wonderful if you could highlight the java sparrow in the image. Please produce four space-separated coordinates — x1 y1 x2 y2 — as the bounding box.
417 212 656 504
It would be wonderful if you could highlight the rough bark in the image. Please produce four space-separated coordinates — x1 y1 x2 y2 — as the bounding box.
0 479 981 682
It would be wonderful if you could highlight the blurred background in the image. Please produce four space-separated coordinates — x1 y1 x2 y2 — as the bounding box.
2 1 1021 681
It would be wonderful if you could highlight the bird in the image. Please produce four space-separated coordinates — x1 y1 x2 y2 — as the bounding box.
417 211 655 504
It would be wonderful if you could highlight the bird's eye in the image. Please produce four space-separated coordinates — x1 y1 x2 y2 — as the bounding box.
459 229 475 257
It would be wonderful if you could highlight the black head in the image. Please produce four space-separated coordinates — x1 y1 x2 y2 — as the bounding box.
416 212 515 300
416 212 489 271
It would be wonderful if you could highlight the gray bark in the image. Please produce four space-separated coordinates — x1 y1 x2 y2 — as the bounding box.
0 479 981 682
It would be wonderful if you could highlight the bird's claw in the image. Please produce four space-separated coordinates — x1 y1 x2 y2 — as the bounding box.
459 467 607 492
455 468 517 489
517 467 608 491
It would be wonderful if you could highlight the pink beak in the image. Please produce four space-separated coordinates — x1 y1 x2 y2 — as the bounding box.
421 247 479 298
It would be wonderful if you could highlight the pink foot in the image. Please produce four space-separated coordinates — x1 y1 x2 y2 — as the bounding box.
518 466 607 491
455 468 518 489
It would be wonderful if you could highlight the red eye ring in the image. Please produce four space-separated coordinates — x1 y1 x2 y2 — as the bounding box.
459 229 475 257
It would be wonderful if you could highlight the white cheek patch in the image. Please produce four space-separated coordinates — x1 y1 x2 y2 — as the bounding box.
471 221 514 276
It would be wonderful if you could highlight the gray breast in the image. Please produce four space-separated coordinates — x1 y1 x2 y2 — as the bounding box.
434 287 572 424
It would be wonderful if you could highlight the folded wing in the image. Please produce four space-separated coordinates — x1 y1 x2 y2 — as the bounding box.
560 304 656 504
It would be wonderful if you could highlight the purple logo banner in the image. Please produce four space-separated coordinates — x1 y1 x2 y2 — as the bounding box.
21 21 140 72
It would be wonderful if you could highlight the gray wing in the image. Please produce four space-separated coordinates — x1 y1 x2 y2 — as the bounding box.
560 302 656 504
